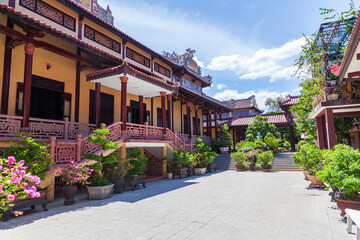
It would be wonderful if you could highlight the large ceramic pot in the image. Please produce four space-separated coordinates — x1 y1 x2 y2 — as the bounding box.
63 185 77 205
308 175 326 188
236 164 246 171
109 178 124 194
86 184 114 200
336 198 360 217
303 170 310 180
194 167 207 175
261 164 272 172
219 147 229 154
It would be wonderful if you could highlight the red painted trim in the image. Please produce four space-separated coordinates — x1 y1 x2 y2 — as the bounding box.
78 15 84 40
348 71 360 79
95 83 101 128
22 43 34 129
121 78 127 130
1 20 13 114
167 95 171 131
161 94 166 134
324 108 336 149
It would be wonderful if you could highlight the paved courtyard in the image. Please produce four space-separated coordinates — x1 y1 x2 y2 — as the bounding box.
0 171 354 240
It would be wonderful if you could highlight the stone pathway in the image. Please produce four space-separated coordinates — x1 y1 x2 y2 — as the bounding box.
0 171 354 240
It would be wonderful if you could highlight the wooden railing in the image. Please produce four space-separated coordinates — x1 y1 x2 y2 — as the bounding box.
0 114 22 138
176 133 212 145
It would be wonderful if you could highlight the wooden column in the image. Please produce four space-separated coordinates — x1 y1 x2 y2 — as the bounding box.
95 83 101 128
316 116 325 149
214 112 218 138
180 101 183 133
186 102 192 140
139 95 144 124
21 43 34 131
167 95 172 131
75 47 81 122
289 125 296 152
324 108 336 149
161 92 166 134
78 15 84 39
1 20 14 114
171 96 174 131
120 76 128 130
208 110 212 138
195 105 199 136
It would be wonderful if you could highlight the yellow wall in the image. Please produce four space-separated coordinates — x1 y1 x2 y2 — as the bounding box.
0 14 7 109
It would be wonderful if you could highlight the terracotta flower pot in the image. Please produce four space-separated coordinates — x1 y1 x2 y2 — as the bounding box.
236 164 246 171
273 148 278 154
63 185 77 205
308 175 326 188
336 198 360 217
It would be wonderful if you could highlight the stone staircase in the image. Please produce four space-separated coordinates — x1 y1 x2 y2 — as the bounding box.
214 153 236 170
271 152 301 171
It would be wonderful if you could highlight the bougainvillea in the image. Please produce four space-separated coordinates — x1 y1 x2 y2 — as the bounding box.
57 161 93 186
0 157 41 218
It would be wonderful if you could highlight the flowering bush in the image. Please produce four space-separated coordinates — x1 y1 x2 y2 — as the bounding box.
127 148 147 176
104 150 130 179
0 157 41 218
57 161 93 186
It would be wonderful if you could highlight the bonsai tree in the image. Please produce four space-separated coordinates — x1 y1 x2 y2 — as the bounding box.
293 143 322 174
5 133 52 180
127 148 148 176
213 124 233 150
264 133 281 150
193 138 218 167
84 127 118 186
317 144 360 200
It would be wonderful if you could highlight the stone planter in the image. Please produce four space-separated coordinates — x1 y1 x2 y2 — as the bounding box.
86 184 114 200
336 198 360 217
125 175 146 191
63 185 77 205
219 147 229 154
109 178 125 194
194 167 207 175
303 170 310 180
167 172 173 180
308 175 326 188
261 164 272 172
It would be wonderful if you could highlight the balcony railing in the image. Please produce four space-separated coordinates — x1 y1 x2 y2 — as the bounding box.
181 77 202 94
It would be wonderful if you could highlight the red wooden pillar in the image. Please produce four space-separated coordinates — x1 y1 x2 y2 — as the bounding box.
139 95 144 124
195 105 199 136
214 112 218 138
1 21 14 114
186 102 192 140
208 110 212 138
95 83 101 128
289 125 296 151
120 76 128 131
21 43 34 131
325 108 336 149
316 116 325 149
75 48 81 122
160 92 167 134
167 95 171 131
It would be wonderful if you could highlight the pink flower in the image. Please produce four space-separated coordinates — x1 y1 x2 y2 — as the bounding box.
66 182 69 185
66 174 71 179
0 186 2 193
7 157 16 165
330 64 340 76
14 211 23 216
6 194 15 202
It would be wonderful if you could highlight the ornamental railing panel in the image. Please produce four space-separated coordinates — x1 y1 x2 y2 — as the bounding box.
0 114 22 138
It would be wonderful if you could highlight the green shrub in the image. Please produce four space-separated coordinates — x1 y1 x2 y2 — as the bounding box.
5 133 53 180
264 133 281 149
213 124 233 149
245 150 258 163
230 151 246 165
241 146 255 153
257 151 274 165
283 141 291 150
235 141 246 151
90 175 110 186
254 140 264 150
296 140 307 150
293 143 322 173
241 141 256 149
317 144 360 200
278 147 285 152
194 138 218 166
127 148 147 176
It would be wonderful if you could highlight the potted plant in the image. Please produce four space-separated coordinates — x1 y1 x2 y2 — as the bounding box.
317 144 360 216
58 161 92 205
84 127 118 200
213 124 233 154
166 157 173 180
246 150 258 171
231 151 247 171
283 141 291 152
264 133 280 154
257 151 274 171
171 147 189 179
0 157 44 220
293 143 324 188
193 138 218 174
125 148 148 191
104 149 129 194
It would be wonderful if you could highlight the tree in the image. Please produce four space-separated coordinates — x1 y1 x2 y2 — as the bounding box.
245 115 278 141
265 96 286 112
213 124 233 149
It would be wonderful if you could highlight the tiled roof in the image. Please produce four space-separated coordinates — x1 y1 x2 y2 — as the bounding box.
279 96 299 107
225 113 289 127
223 95 261 112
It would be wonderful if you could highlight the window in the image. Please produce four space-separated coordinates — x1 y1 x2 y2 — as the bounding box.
126 47 150 68
84 25 121 53
89 90 114 126
157 108 168 128
154 62 171 78
192 117 200 135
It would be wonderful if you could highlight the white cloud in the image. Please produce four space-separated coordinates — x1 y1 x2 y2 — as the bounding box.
213 88 301 110
98 0 251 59
217 84 227 90
193 57 205 68
207 38 306 82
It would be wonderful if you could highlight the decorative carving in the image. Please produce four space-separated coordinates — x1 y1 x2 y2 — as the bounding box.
68 124 95 139
84 25 121 53
0 116 21 138
30 122 64 139
55 145 76 163
24 43 34 55
144 150 162 176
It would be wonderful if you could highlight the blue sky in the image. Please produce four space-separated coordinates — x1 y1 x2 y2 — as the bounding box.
98 0 360 110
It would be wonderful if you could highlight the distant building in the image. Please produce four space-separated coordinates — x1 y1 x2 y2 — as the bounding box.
72 0 114 25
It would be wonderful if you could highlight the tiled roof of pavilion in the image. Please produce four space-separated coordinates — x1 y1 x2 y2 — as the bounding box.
225 113 289 127
279 96 299 107
223 95 262 112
